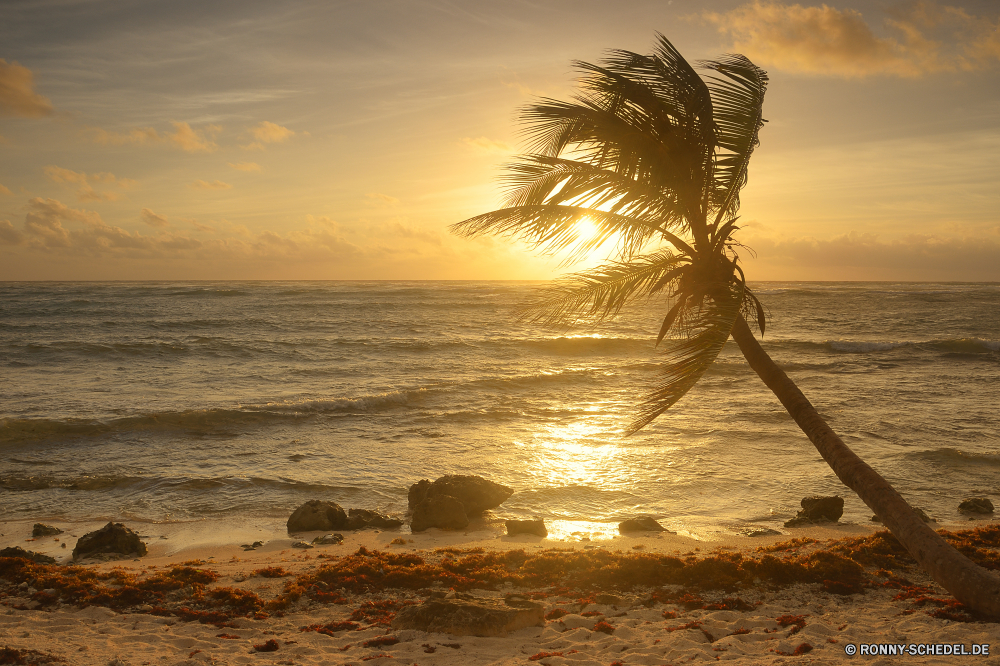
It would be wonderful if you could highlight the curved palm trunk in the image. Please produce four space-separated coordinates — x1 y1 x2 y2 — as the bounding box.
729 316 1000 618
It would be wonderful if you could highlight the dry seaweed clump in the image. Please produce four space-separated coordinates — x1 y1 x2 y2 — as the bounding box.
3 525 999 627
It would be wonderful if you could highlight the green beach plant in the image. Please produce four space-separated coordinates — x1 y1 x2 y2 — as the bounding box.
452 35 1000 618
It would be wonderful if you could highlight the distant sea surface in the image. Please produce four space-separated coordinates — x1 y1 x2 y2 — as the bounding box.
2 282 998 539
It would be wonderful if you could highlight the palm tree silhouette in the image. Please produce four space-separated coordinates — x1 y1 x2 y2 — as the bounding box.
452 35 1000 617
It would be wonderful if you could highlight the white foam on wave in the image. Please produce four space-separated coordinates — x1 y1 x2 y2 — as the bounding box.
827 340 908 353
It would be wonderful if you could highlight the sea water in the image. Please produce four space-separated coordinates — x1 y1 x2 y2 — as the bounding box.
1 282 998 540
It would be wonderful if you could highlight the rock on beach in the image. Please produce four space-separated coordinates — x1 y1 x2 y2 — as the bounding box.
392 597 544 637
72 522 147 560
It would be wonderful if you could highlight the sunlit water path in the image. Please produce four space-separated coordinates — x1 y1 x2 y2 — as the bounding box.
2 281 998 539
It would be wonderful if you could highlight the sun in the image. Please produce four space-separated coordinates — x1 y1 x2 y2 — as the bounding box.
569 216 619 267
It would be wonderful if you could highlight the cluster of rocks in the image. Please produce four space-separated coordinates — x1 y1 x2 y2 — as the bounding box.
783 495 995 528
286 501 403 533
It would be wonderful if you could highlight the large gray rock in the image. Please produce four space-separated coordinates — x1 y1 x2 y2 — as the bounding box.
959 498 994 515
392 597 544 636
618 517 667 533
286 500 348 532
784 496 844 527
407 475 513 515
346 508 403 530
73 522 147 560
410 495 469 532
505 519 547 537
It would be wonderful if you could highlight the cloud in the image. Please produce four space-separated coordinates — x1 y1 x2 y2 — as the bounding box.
88 127 163 146
704 1 1000 78
366 192 399 205
243 121 294 149
169 122 219 153
462 136 512 154
0 59 52 117
743 231 1000 280
140 208 169 228
43 165 134 202
189 180 232 190
0 184 11 196
6 197 203 254
228 162 261 172
0 220 23 245
385 221 442 246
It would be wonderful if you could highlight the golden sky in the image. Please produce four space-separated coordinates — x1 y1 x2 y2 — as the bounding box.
1 0 999 281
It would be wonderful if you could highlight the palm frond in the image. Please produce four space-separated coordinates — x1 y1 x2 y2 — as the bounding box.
627 291 741 434
451 205 684 263
500 156 687 230
700 54 768 227
517 251 690 326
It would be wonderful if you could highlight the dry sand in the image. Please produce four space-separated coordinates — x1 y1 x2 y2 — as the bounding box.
1 517 997 665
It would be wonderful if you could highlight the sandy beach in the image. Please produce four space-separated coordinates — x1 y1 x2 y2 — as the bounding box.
2 517 998 665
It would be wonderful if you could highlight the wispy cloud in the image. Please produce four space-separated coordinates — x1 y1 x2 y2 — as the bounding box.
243 121 295 150
0 184 12 196
189 180 232 190
140 208 169 228
170 122 220 153
462 136 512 155
365 192 399 205
228 162 261 172
88 126 163 146
0 59 52 117
43 166 135 202
705 1 1000 78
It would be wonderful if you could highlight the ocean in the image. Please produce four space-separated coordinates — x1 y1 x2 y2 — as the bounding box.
1 281 998 541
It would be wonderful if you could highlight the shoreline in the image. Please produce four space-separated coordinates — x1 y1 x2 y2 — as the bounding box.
2 517 998 665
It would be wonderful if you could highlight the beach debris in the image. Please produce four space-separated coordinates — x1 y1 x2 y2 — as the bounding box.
346 508 404 530
959 497 994 514
784 496 844 527
0 546 57 564
411 494 469 531
739 527 783 537
31 523 63 537
252 638 280 652
286 499 348 532
392 597 544 636
313 533 344 545
241 541 265 551
291 541 314 549
618 517 669 533
72 522 147 560
505 519 547 537
407 474 514 515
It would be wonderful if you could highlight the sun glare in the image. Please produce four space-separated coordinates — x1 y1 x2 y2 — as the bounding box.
569 216 621 267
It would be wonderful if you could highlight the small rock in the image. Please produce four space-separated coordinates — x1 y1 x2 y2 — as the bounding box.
618 517 668 533
73 522 146 560
410 494 469 532
392 598 544 636
784 496 843 527
345 508 403 530
312 533 344 545
0 546 57 564
505 519 547 537
241 541 265 551
286 500 348 532
32 524 63 537
959 498 994 515
291 541 314 549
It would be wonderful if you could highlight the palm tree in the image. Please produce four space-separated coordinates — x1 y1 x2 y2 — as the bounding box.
452 35 1000 618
